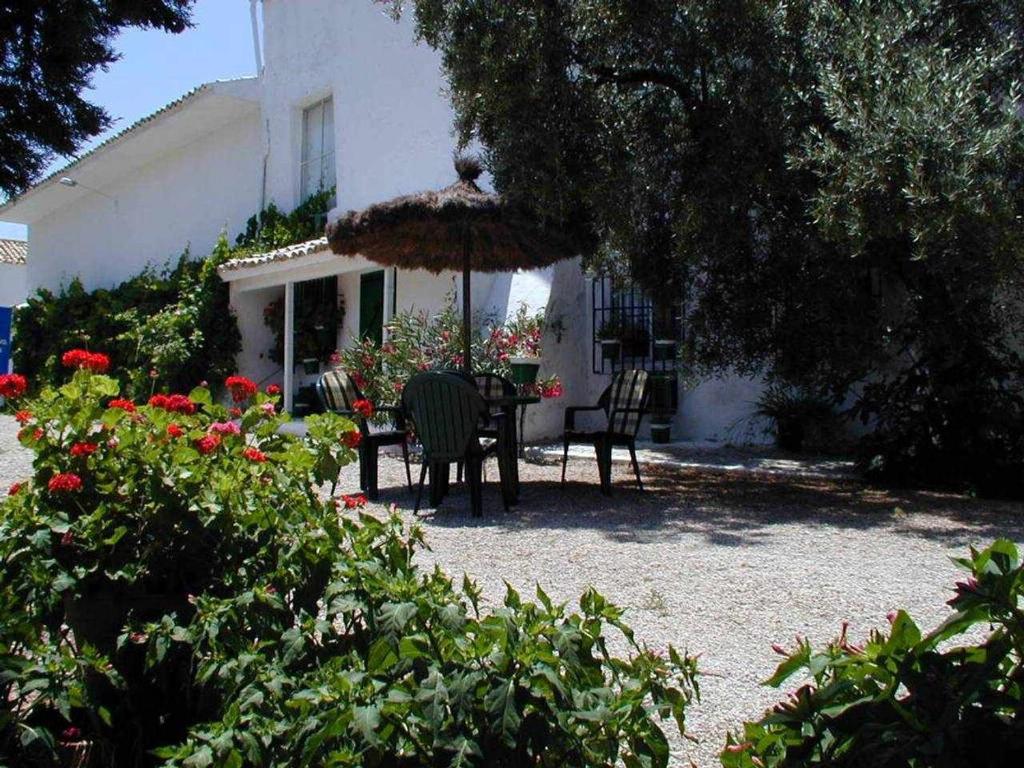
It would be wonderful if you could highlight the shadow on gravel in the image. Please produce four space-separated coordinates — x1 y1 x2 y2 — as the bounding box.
368 458 1024 548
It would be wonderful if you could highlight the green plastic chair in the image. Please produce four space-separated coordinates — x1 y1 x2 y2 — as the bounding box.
561 369 650 495
402 371 507 516
316 370 412 499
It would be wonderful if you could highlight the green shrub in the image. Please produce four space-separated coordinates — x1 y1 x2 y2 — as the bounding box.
12 237 241 400
723 539 1024 767
1 360 697 767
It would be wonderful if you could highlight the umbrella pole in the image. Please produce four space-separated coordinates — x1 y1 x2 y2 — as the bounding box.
462 230 472 374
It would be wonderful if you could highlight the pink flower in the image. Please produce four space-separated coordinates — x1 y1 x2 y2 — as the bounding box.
60 530 74 546
60 726 82 743
260 402 276 417
210 421 241 436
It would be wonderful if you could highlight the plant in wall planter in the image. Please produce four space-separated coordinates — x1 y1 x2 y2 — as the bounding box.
598 314 650 359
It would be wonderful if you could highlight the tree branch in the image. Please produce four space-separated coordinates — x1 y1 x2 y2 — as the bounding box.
587 64 698 106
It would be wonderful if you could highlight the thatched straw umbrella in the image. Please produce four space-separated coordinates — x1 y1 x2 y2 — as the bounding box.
326 157 576 373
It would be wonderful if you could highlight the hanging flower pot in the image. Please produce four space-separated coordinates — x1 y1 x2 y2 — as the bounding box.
599 339 621 361
650 421 672 444
653 339 676 362
508 356 541 385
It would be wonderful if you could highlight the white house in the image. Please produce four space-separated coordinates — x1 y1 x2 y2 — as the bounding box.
0 0 761 443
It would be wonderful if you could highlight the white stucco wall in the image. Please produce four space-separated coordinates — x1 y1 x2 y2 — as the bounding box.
260 0 458 216
25 113 262 293
0 263 26 307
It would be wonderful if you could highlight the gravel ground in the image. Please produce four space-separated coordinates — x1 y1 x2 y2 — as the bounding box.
3 415 1022 765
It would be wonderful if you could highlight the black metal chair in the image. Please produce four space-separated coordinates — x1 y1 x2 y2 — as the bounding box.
316 370 413 500
561 369 650 495
402 371 508 516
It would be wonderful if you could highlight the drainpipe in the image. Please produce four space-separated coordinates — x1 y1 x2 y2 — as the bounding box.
249 0 263 73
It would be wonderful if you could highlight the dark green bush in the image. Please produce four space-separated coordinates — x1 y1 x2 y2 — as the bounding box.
723 539 1024 767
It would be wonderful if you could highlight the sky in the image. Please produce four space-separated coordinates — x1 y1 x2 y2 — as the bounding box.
0 0 258 241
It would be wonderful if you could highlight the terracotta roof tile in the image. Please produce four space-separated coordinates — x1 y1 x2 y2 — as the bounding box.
0 239 26 265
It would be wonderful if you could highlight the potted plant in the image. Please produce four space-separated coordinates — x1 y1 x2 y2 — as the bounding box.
648 373 677 443
753 384 837 452
598 314 650 359
492 304 546 385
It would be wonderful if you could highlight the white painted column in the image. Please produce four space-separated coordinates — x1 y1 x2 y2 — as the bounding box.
382 267 396 339
283 281 295 414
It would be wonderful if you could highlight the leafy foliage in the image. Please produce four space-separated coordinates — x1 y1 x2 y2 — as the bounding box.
0 1 195 196
13 236 241 399
1 360 696 767
334 298 562 410
0 362 360 766
398 0 1024 495
723 539 1024 767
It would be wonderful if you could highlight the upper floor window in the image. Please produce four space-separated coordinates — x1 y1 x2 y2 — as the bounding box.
300 96 336 203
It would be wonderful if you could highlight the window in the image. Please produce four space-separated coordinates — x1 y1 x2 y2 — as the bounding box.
300 96 336 203
592 277 680 375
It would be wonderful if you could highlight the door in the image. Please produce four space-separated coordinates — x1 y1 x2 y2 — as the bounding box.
359 270 384 345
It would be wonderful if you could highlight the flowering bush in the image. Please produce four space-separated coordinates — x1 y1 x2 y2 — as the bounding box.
0 360 360 765
335 297 563 409
1 356 697 768
724 539 1024 767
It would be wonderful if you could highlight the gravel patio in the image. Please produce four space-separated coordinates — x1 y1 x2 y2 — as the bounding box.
3 415 1022 765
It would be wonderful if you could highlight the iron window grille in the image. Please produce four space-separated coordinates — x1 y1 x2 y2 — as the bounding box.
591 277 680 380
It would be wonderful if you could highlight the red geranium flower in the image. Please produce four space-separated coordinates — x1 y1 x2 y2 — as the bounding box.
195 434 221 455
61 349 110 373
107 398 136 412
266 384 281 396
342 430 362 449
149 394 197 415
352 399 374 419
8 482 23 496
229 407 243 418
166 424 184 438
225 375 258 403
14 410 31 424
243 446 268 463
69 442 98 458
341 493 367 509
0 373 28 399
48 473 83 494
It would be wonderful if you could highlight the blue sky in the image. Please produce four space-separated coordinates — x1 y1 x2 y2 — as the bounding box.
0 0 257 241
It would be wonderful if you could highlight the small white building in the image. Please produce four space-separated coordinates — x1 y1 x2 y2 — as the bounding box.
0 0 760 442
0 238 27 374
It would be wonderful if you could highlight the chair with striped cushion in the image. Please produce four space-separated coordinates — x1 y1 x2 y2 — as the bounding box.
316 370 412 500
473 372 515 439
561 369 649 495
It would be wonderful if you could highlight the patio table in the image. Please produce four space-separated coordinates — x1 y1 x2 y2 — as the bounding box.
426 393 539 509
